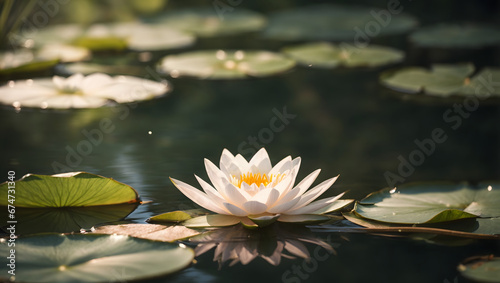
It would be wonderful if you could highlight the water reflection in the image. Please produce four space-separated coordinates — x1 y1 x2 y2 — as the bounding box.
190 223 336 268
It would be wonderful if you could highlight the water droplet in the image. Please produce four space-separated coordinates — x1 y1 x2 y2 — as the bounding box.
179 243 187 249
58 265 67 271
488 186 492 191
12 101 21 111
389 188 397 194
148 131 152 135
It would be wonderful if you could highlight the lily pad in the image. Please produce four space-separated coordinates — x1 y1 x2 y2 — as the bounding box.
263 4 418 41
0 204 139 234
458 255 500 283
381 63 500 97
158 50 295 79
148 8 266 37
355 182 500 224
282 42 404 68
0 172 140 207
0 233 194 282
183 214 242 228
0 49 59 76
0 73 170 109
410 24 500 48
147 209 207 223
14 22 195 51
92 224 200 242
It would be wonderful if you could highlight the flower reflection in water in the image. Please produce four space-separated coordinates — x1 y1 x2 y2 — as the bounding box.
190 223 338 268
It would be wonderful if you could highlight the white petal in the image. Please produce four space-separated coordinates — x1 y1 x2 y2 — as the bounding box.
288 175 339 211
195 175 230 214
242 201 268 215
277 169 321 205
220 182 250 207
248 148 272 174
285 193 345 215
204 158 230 191
170 177 228 214
232 154 250 173
223 202 248 216
267 197 301 213
219 148 235 176
269 156 292 176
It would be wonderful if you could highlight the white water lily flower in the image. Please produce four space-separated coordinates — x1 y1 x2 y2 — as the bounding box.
0 73 170 109
171 148 351 227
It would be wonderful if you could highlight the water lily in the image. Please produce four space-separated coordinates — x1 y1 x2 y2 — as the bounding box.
0 73 170 109
170 148 352 227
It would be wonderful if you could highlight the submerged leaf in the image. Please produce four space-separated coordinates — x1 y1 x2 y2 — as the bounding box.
355 182 500 224
92 224 200 242
0 234 194 282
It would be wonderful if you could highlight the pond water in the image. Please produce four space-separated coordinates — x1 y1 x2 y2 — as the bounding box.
1 0 500 282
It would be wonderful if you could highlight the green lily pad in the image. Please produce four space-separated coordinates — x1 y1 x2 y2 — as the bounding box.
0 203 139 234
278 214 331 224
158 49 295 79
183 214 242 228
355 182 500 224
263 4 418 41
56 62 146 76
0 50 59 76
147 209 207 223
92 224 200 242
148 8 266 37
410 24 500 48
381 63 500 97
0 172 140 207
282 42 404 68
458 255 500 283
15 22 195 52
0 233 194 282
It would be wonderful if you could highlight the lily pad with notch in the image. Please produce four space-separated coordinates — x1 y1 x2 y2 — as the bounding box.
0 172 141 234
355 182 500 224
380 63 500 97
0 233 194 282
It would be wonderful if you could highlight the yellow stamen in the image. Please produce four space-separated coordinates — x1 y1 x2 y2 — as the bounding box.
232 173 284 188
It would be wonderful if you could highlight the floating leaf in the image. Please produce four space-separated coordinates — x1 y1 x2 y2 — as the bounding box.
56 62 146 76
355 182 500 224
263 4 418 41
0 172 140 208
410 24 500 48
381 63 500 97
458 255 500 283
282 42 404 68
149 8 266 37
183 214 242 228
0 204 139 234
0 234 194 282
158 50 295 79
92 224 200 242
148 209 207 223
0 49 59 76
0 73 170 109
